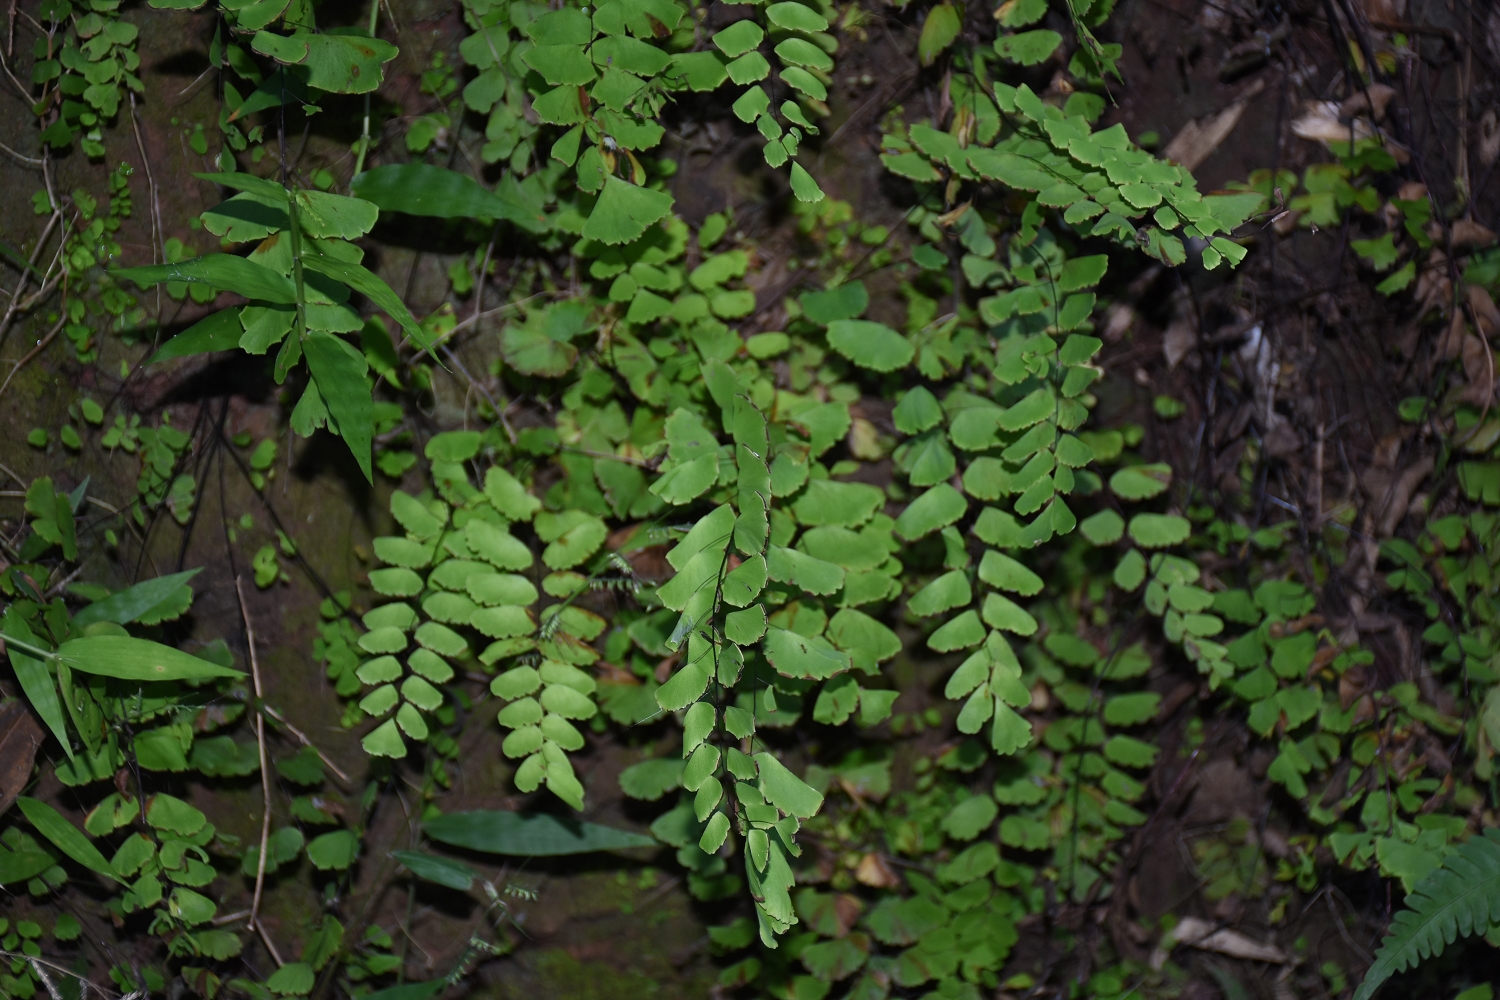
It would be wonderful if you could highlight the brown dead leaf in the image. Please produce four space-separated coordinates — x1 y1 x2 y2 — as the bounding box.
1163 80 1262 171
1291 101 1376 146
0 700 45 817
854 853 901 889
1461 334 1493 398
1170 917 1287 963
1360 0 1405 25
1162 317 1197 369
1339 83 1396 121
594 662 640 686
1362 455 1435 536
1436 310 1467 360
832 893 865 936
1397 181 1429 202
1262 421 1302 459
1100 302 1135 343
1416 253 1454 319
654 649 682 683
1470 285 1500 338
1452 219 1498 249
1481 108 1500 168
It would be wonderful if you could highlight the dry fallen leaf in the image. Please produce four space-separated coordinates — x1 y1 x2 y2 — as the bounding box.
1452 219 1498 249
1339 83 1396 121
1480 108 1500 168
854 852 901 889
1291 101 1375 145
1101 302 1135 343
1470 285 1500 338
0 700 45 818
1162 317 1197 369
1163 80 1263 171
1170 916 1287 963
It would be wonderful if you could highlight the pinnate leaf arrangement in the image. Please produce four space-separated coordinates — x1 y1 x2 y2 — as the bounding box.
16 0 1500 994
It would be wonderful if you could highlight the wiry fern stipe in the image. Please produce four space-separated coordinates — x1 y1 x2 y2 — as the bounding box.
1355 829 1500 1000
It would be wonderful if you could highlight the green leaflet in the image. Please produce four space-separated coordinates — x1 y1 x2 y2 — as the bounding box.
249 30 398 95
917 3 961 65
583 176 676 245
763 627 851 680
825 320 915 372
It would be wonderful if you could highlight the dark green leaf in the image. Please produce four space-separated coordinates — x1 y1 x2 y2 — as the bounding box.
305 330 373 483
146 309 244 364
56 636 244 681
393 850 477 891
113 255 298 304
73 569 202 626
424 810 656 855
17 797 123 883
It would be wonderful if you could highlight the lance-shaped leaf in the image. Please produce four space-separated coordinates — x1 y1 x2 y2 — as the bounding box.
424 810 655 855
300 252 433 354
73 569 203 626
4 618 72 762
17 797 124 883
113 254 298 304
56 636 244 681
351 163 538 226
146 309 244 365
305 330 374 483
392 850 478 891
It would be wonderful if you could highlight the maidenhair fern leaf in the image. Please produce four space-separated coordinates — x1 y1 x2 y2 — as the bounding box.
1354 828 1500 1000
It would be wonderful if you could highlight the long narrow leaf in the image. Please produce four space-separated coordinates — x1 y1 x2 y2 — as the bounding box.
56 635 244 682
304 330 373 483
361 982 444 1000
192 171 288 202
113 254 298 305
146 308 244 364
300 253 431 352
72 569 203 626
3 619 72 762
424 810 656 856
16 797 123 883
350 163 512 220
392 850 477 891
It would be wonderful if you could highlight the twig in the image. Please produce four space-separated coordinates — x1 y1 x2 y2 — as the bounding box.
235 576 284 968
0 140 41 167
262 703 351 784
30 960 63 1000
0 314 66 399
0 208 61 342
441 343 516 444
128 93 165 267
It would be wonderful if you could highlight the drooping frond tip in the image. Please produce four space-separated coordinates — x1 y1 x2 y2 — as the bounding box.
1354 829 1500 1000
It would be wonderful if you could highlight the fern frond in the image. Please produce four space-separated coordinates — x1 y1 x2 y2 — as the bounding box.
1354 828 1500 1000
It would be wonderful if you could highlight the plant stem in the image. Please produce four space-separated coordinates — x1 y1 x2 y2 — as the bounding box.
351 0 380 179
236 576 284 968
